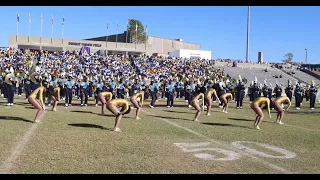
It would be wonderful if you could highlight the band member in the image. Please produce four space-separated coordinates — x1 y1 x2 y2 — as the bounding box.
294 82 303 110
186 81 194 108
235 76 245 109
130 91 144 119
105 99 131 132
166 80 175 108
98 91 113 115
274 82 282 98
191 93 205 121
51 86 61 111
262 81 269 98
116 78 125 99
285 80 294 101
28 86 47 123
309 81 318 110
149 81 157 108
251 97 271 130
65 76 74 107
80 78 89 106
17 78 23 96
95 79 104 106
252 79 260 101
5 74 15 106
274 96 291 124
221 93 232 113
305 85 310 102
205 87 220 115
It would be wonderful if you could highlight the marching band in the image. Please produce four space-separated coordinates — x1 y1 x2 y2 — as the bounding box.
0 50 319 131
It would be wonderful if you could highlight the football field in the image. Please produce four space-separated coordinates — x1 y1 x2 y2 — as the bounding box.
0 96 319 174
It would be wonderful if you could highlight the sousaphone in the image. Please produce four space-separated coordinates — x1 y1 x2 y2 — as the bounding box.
242 78 248 84
231 78 237 85
30 72 40 83
5 73 15 85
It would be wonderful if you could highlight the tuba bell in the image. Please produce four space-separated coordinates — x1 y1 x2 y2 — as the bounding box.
231 78 237 85
242 78 248 84
30 72 40 83
5 73 15 85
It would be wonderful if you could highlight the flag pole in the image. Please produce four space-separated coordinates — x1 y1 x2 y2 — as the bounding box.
126 19 129 56
51 15 54 45
29 13 31 43
62 16 64 44
28 14 30 42
135 22 137 50
40 13 43 50
116 21 118 49
145 25 148 51
246 6 250 63
16 14 19 42
106 20 108 48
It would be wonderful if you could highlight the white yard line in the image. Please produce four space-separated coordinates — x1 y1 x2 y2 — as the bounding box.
142 109 294 174
222 109 320 133
0 112 46 174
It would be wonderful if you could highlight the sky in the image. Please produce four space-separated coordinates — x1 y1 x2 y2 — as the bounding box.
0 6 319 64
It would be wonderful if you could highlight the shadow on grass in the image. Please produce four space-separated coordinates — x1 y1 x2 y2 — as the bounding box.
146 115 190 121
24 106 36 109
228 117 252 122
0 116 34 123
201 122 251 129
286 111 320 115
12 102 30 106
162 110 194 114
155 104 189 108
70 110 93 114
68 123 113 130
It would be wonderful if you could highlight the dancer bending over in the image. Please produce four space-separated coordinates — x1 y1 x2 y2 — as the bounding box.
106 99 131 132
191 93 205 121
51 86 60 111
251 97 271 130
274 96 291 124
98 91 113 115
130 91 144 120
206 87 221 116
221 93 233 113
28 86 47 123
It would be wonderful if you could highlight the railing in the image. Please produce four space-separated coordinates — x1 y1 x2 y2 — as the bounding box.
278 68 307 85
299 69 320 80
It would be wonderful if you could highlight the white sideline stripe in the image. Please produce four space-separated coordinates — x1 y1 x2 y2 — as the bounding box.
0 112 46 174
223 110 320 133
142 110 294 174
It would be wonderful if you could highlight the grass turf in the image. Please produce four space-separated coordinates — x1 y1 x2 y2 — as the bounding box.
0 96 319 174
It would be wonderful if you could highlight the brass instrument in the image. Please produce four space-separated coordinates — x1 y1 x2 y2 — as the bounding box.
5 74 15 85
231 78 237 86
14 69 26 78
222 76 228 82
242 78 248 84
30 72 39 83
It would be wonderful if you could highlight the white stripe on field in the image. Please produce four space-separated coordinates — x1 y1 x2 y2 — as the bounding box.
142 110 294 174
221 109 320 133
0 112 46 174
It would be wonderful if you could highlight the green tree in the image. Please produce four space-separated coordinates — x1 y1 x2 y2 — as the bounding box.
282 53 294 63
128 19 147 44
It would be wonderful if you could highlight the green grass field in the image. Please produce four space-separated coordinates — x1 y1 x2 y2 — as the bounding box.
0 95 319 174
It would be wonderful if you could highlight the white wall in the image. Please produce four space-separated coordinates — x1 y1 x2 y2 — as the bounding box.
169 49 212 59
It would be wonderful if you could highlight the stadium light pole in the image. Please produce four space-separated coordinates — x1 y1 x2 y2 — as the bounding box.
246 6 250 63
305 48 308 64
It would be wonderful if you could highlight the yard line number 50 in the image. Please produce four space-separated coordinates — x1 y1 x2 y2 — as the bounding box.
174 141 296 161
